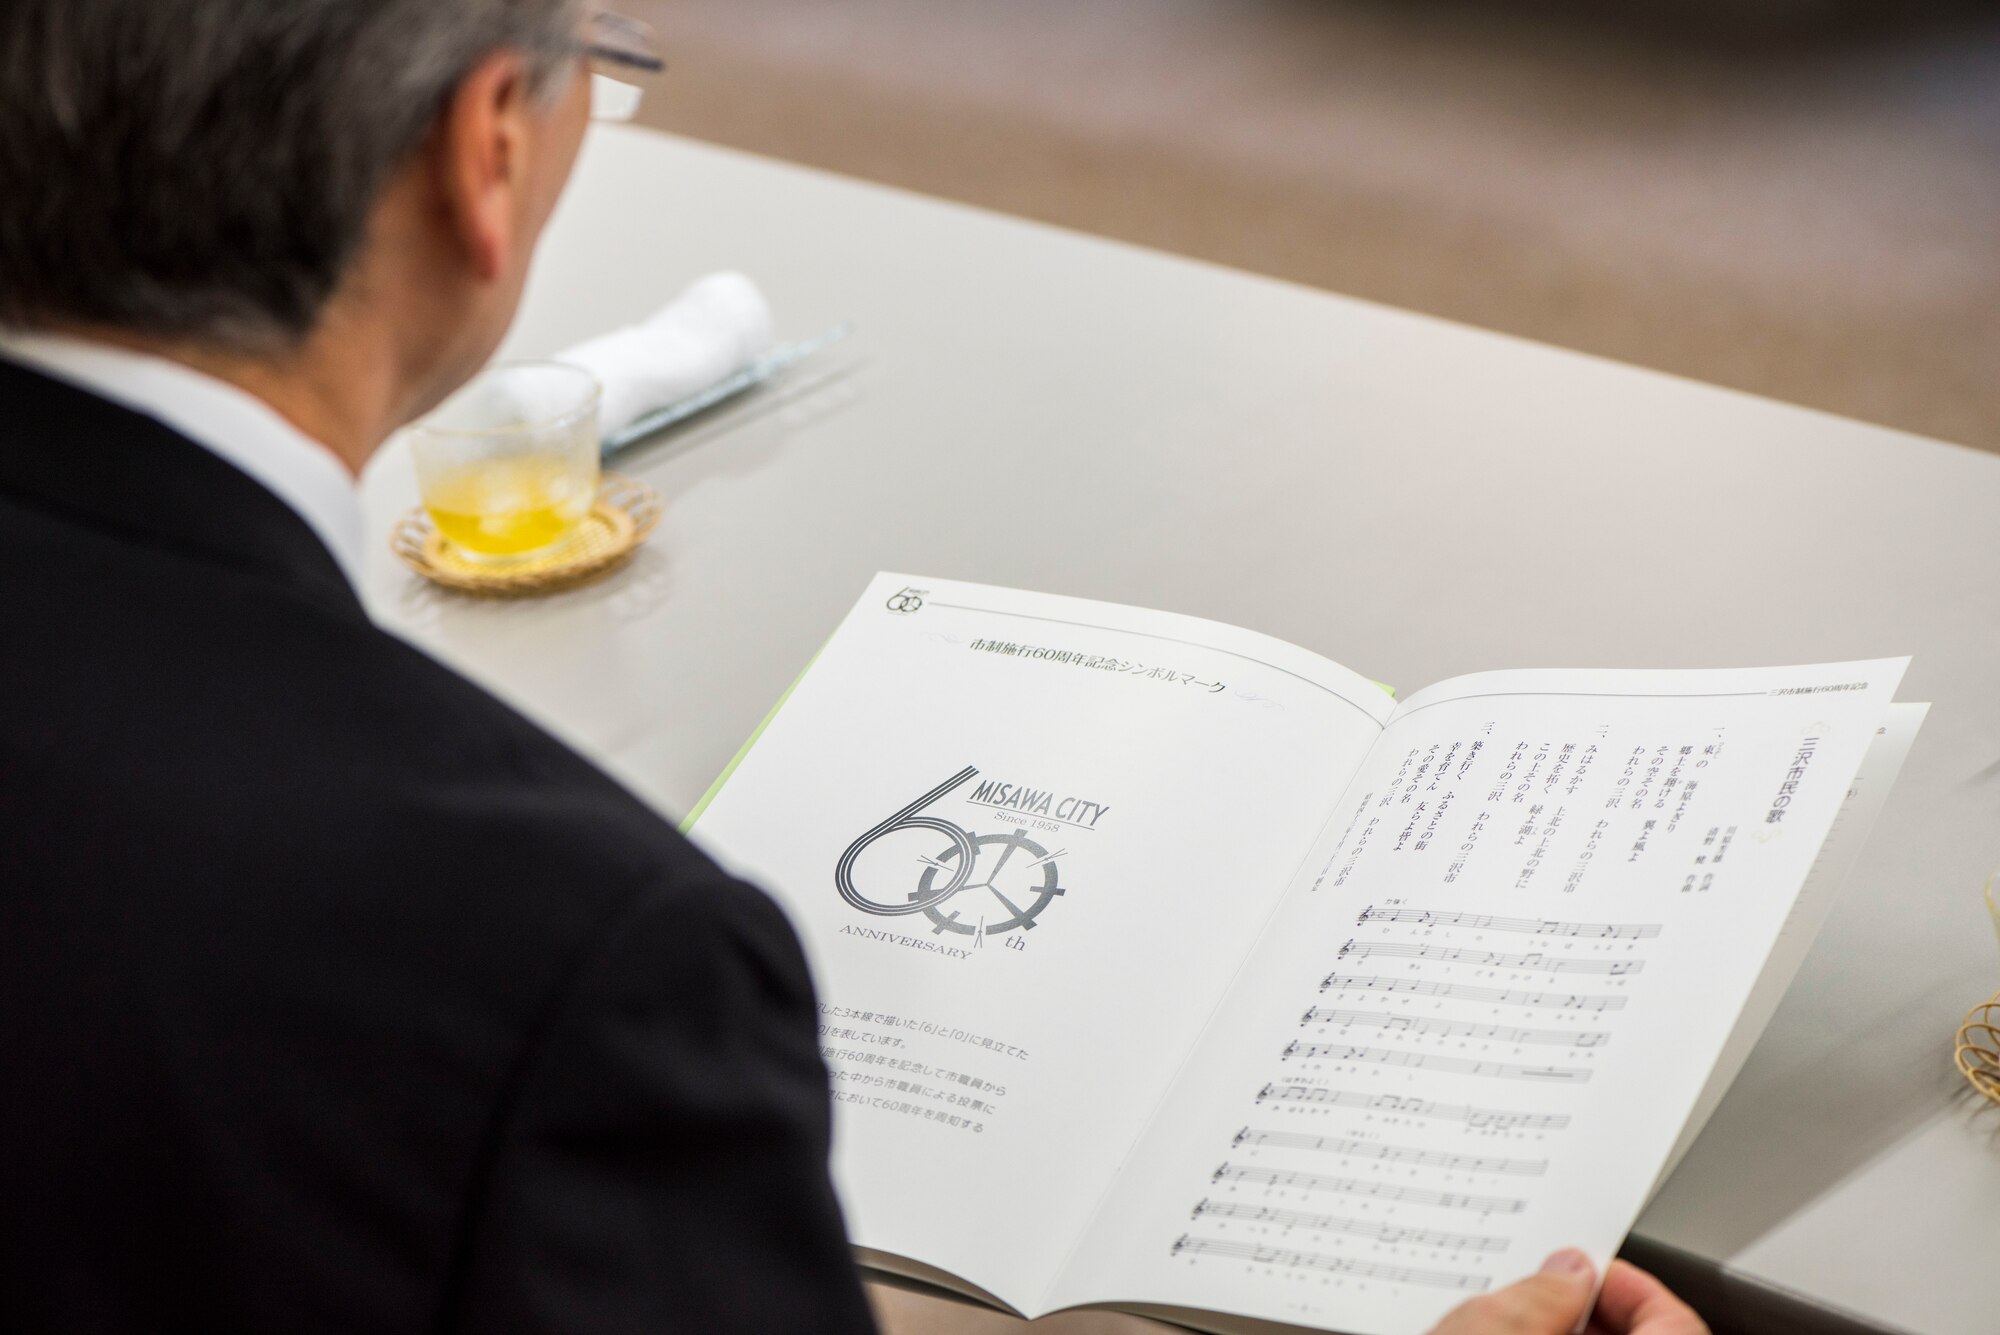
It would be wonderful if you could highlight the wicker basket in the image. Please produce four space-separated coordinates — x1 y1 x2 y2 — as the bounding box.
1957 993 2000 1105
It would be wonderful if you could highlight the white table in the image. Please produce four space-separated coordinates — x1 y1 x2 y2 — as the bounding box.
361 125 2000 1335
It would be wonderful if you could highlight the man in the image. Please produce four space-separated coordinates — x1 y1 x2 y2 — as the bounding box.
0 3 875 1330
0 3 1704 1332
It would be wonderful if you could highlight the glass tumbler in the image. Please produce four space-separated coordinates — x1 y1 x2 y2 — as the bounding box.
408 361 602 562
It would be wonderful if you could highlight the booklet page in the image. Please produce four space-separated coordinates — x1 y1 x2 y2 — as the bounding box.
690 574 1394 1309
1049 660 1903 1333
1651 701 1926 1186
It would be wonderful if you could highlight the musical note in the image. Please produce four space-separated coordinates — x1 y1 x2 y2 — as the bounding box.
1191 1198 1512 1253
1339 940 1644 975
1299 1007 1609 1048
1357 904 1661 939
1172 1234 1492 1292
1232 1127 1547 1176
1212 1162 1529 1214
1321 973 1627 1012
1281 1043 1593 1083
1253 1083 1571 1131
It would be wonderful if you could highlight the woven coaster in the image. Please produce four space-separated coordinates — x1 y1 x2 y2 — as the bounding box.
391 472 662 596
1955 991 2000 1105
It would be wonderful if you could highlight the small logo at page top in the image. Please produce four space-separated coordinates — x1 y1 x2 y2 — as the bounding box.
886 587 927 614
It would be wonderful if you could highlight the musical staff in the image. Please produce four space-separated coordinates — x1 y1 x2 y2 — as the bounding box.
1191 1198 1512 1253
1254 1083 1572 1131
1300 1007 1608 1048
1340 939 1644 975
1233 1127 1548 1176
1173 1235 1491 1293
1282 1042 1593 1083
1213 1162 1528 1214
1321 972 1627 1012
1358 904 1661 939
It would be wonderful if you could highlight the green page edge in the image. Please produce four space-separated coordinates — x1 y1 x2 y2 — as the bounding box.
681 646 826 833
681 650 1392 835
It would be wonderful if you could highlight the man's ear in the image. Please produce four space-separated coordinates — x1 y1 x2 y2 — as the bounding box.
434 52 538 283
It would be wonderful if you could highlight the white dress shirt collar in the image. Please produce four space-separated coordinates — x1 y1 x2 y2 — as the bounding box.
0 331 365 591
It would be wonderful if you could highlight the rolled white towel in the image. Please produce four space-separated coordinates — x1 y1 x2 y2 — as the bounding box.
555 271 774 439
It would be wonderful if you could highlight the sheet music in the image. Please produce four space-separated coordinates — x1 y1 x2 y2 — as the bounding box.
1316 974 1631 1012
1229 1131 1549 1176
1047 659 1903 1334
1356 906 1663 939
1171 1237 1493 1295
1191 1200 1514 1253
1254 1084 1573 1132
1298 1009 1610 1047
687 573 1911 1333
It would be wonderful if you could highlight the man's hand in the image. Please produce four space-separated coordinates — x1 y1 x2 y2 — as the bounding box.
1584 1258 1709 1335
1429 1249 1710 1335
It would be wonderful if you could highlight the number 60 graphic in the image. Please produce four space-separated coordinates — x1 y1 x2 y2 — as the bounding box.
834 767 980 916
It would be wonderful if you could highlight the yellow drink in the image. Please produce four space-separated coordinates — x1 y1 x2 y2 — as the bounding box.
422 456 596 559
409 361 603 563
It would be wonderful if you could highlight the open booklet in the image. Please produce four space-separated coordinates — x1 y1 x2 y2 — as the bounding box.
686 574 1922 1335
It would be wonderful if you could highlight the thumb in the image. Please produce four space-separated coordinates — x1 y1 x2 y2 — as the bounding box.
1430 1249 1596 1335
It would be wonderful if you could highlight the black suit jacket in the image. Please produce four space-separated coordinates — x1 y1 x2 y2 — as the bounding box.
0 359 876 1334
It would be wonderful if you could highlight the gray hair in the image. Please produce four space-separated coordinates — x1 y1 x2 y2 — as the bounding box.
0 0 579 352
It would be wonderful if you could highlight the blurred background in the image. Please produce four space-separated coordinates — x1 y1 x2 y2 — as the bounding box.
619 0 2000 453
